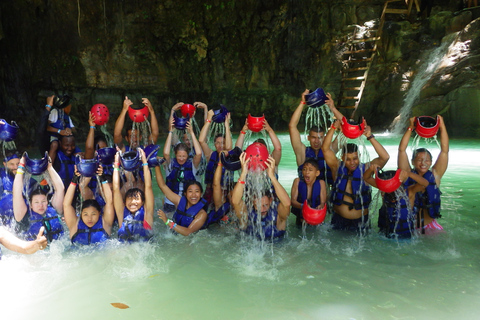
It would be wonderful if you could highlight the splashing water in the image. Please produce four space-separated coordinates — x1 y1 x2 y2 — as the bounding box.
99 125 114 147
130 119 153 147
392 34 457 134
304 105 334 138
1 141 17 159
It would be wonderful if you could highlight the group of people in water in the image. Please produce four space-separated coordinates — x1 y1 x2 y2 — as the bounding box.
0 88 449 257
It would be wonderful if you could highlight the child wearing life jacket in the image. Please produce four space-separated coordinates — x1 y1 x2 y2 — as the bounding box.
63 166 115 245
397 115 449 233
113 149 154 242
198 108 233 206
13 155 65 242
290 158 327 226
363 164 429 239
162 118 202 212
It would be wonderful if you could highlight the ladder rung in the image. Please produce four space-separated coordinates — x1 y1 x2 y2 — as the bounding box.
384 8 409 14
350 37 380 44
343 76 365 81
343 48 375 54
343 58 372 63
340 96 360 100
343 67 369 72
341 87 362 91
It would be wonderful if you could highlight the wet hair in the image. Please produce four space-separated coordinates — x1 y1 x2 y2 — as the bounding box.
342 143 358 155
29 187 48 200
214 133 225 142
412 148 432 162
81 199 101 213
125 188 145 203
60 134 75 143
174 142 190 155
254 138 267 146
3 149 19 162
302 158 320 171
309 126 325 134
94 135 108 149
184 180 204 195
261 188 273 198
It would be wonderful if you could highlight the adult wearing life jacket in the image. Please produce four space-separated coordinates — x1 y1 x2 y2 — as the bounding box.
364 164 429 239
13 156 65 242
398 115 449 233
63 167 114 245
46 97 76 165
162 117 202 212
198 108 233 205
232 154 291 240
323 119 390 232
53 135 82 189
290 159 327 226
113 149 154 242
289 90 343 185
1 151 21 227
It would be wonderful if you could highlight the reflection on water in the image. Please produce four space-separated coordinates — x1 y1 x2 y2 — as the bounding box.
1 134 480 320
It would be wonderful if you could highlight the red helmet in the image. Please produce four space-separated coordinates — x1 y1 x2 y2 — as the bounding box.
245 142 269 171
375 168 402 193
341 117 366 139
415 116 439 138
302 201 327 225
247 114 265 133
128 105 149 123
181 104 196 118
90 104 110 126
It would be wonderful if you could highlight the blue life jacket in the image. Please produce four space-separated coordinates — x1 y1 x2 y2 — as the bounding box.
331 163 371 210
245 204 285 240
205 202 230 227
173 196 208 228
118 206 152 242
0 169 14 226
50 110 72 130
378 189 416 239
291 179 322 218
204 151 221 185
71 217 109 245
166 158 197 194
298 147 334 185
24 206 64 241
55 149 80 188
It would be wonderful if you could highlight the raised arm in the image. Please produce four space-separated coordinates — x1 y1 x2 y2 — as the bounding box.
224 112 233 151
99 171 114 236
288 90 309 166
266 156 290 229
194 101 208 123
264 119 282 166
398 117 415 171
84 112 97 159
325 92 344 121
231 153 249 229
143 98 159 144
163 118 175 165
187 121 203 169
113 152 125 226
212 156 224 211
63 173 80 236
48 159 65 214
364 123 390 169
363 163 378 188
322 119 341 178
432 115 449 183
113 96 132 145
235 119 249 149
139 148 154 227
13 157 28 222
198 109 214 160
154 165 181 206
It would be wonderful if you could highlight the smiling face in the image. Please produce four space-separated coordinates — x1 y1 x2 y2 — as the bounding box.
412 151 432 175
214 136 225 153
125 192 144 213
185 183 202 206
60 136 76 157
342 152 360 173
31 194 48 215
307 130 324 150
81 206 101 228
176 150 189 165
3 158 19 176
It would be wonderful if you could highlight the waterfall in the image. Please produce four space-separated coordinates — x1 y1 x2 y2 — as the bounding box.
391 33 457 134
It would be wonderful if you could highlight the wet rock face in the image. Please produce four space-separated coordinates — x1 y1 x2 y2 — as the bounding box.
0 1 478 148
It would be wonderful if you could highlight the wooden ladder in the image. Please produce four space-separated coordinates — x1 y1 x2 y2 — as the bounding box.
337 0 420 118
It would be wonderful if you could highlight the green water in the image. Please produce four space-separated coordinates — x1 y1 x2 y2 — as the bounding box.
1 133 479 320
